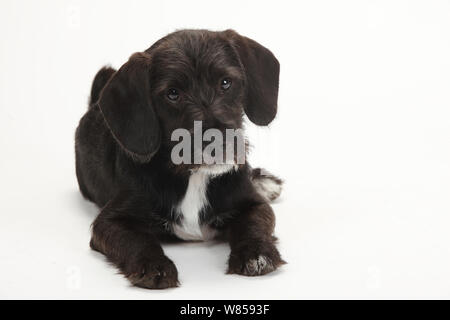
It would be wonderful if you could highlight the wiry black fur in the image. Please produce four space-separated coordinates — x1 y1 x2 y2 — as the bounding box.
75 29 284 289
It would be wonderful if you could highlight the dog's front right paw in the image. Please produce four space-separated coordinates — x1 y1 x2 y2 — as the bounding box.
124 255 179 289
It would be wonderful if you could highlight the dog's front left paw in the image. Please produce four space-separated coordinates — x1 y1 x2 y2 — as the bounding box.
227 241 286 276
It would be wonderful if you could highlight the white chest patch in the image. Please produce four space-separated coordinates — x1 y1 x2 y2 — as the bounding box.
172 164 237 241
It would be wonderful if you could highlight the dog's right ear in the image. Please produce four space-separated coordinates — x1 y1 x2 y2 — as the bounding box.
98 52 161 162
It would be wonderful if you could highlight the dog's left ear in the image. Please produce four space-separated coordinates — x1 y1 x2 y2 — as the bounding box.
223 30 280 126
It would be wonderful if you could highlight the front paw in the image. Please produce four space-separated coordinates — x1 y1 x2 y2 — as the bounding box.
124 255 179 289
227 240 286 276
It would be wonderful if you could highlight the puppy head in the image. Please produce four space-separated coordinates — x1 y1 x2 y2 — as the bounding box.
98 29 280 163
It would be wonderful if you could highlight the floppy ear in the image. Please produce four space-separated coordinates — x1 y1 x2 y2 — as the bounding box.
224 30 280 126
98 52 160 162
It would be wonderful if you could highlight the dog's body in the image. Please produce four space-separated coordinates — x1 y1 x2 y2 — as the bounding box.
75 29 284 289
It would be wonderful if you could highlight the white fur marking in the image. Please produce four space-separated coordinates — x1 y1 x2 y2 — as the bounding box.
246 255 272 274
253 177 282 202
172 164 236 241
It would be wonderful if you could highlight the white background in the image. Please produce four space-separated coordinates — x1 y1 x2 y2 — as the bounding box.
1 0 450 299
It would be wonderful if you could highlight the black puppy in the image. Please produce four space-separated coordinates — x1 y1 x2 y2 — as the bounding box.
75 29 285 289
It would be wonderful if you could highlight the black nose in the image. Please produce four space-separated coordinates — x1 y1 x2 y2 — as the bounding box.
200 108 218 128
200 101 210 109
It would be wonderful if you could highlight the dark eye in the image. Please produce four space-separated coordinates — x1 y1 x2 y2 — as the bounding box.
167 88 179 101
220 78 232 91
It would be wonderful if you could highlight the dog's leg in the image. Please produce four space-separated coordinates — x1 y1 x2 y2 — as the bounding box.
226 203 285 276
90 195 178 289
251 168 283 202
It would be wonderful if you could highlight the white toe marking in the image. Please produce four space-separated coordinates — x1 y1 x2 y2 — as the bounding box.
246 255 272 274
